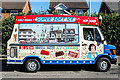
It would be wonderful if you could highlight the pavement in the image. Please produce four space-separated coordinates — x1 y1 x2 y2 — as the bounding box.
0 55 7 59
116 56 120 66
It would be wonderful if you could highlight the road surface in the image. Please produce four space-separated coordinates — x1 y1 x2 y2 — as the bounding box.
0 60 119 79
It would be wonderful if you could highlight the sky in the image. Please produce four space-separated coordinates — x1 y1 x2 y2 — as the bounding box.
30 0 102 14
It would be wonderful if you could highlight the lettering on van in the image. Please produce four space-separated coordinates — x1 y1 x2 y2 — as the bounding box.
35 46 55 49
19 46 34 50
56 46 78 49
35 17 76 22
18 19 32 21
82 20 96 23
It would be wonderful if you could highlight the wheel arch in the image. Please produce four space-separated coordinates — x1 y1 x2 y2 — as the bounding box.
23 56 42 65
95 55 112 64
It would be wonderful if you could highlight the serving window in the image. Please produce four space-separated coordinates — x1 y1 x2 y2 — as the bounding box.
19 23 79 43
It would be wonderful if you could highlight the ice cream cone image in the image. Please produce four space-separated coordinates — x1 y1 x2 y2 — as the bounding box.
14 34 17 42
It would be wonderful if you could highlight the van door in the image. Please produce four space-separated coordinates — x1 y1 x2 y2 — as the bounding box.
81 27 104 60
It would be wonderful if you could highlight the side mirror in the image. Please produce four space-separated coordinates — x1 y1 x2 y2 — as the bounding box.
102 36 106 44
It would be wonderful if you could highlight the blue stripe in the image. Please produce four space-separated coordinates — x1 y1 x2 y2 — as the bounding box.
7 60 15 62
7 60 22 62
16 60 22 62
41 60 94 64
7 60 95 64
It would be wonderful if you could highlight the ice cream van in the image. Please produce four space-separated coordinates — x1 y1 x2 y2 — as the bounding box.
7 15 117 72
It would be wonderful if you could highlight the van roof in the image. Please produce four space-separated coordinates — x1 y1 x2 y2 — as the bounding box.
15 15 99 26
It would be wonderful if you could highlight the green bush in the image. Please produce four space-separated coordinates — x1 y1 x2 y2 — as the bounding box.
99 13 120 55
1 16 15 54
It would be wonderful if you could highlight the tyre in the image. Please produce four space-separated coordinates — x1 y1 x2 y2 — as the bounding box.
25 59 40 72
96 58 111 72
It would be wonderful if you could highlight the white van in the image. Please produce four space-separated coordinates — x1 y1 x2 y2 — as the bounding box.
7 15 117 72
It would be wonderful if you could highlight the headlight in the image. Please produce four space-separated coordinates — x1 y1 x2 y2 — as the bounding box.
113 50 116 55
110 49 116 55
10 47 17 58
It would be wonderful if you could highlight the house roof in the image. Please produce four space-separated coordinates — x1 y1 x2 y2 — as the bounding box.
63 29 75 33
102 0 120 11
54 30 62 33
0 0 27 2
49 0 89 9
0 0 28 9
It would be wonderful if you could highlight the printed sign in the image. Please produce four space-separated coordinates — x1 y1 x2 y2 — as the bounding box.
19 46 34 50
35 46 55 49
40 50 49 55
56 46 78 49
35 17 76 22
68 51 78 58
55 51 64 57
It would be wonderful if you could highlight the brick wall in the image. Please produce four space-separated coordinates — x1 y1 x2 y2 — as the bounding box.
1 13 10 20
22 2 30 14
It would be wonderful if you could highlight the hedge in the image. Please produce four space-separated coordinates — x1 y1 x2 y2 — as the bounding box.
1 16 15 54
99 13 120 55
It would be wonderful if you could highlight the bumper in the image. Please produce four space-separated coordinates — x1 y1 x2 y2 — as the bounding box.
111 58 117 64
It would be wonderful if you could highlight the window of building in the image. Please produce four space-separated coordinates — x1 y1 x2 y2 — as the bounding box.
23 35 26 37
57 10 63 14
28 35 31 37
23 32 26 34
10 10 18 16
29 32 31 34
78 10 83 14
75 10 83 15
70 30 74 34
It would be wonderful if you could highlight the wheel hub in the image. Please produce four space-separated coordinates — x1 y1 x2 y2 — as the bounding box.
100 61 108 70
28 62 37 70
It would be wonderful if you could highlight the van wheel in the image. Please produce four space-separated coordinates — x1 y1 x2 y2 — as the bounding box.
96 58 111 72
25 59 40 72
